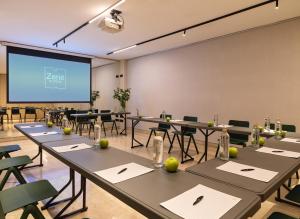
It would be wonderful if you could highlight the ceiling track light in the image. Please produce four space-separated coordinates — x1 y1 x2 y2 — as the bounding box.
52 0 126 47
107 0 277 55
275 0 279 9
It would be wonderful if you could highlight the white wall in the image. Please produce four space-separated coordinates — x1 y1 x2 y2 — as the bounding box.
126 18 300 142
92 62 120 111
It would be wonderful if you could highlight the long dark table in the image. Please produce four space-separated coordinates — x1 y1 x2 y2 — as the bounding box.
186 145 300 202
41 138 260 219
128 116 252 163
15 124 261 219
14 123 81 168
71 112 131 135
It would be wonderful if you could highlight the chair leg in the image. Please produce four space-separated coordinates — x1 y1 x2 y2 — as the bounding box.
114 121 119 135
10 115 13 123
191 135 199 154
215 144 220 158
185 136 192 158
20 114 22 123
0 169 12 191
168 134 176 154
296 171 299 179
288 178 292 187
176 134 182 148
146 130 154 148
166 131 172 145
163 132 166 140
102 122 106 136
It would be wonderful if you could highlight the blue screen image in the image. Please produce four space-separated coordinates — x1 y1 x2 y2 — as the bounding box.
8 53 90 102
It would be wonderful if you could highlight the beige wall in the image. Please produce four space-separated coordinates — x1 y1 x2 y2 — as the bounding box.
92 62 120 111
126 18 300 141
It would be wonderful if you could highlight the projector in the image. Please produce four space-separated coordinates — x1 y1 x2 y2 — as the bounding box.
99 9 124 33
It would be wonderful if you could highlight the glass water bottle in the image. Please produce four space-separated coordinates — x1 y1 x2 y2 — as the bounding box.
153 131 164 168
275 119 282 131
213 114 219 126
94 124 101 145
218 129 229 161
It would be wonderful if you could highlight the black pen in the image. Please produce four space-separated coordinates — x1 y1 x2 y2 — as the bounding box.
272 150 284 153
193 196 204 206
241 168 255 172
118 168 127 174
70 145 78 149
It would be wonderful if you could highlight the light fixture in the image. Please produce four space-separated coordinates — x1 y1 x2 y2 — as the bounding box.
275 0 279 9
53 0 126 47
88 0 126 24
182 30 187 37
107 45 137 55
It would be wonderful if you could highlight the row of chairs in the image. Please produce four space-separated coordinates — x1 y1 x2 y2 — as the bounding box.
0 107 38 123
64 109 119 137
0 144 57 218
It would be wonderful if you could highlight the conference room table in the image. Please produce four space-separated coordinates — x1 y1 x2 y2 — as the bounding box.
14 123 81 169
16 124 261 219
128 116 252 163
186 140 300 202
71 111 131 135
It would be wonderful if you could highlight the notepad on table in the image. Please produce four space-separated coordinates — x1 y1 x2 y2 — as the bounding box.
20 125 43 128
52 143 92 153
280 138 300 144
30 131 58 137
94 162 154 184
170 119 183 122
256 147 300 159
217 124 232 128
160 184 241 219
217 161 278 182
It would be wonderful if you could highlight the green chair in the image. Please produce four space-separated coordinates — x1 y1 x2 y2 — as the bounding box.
0 156 32 191
168 116 199 156
285 184 300 206
146 114 172 147
268 212 298 219
0 145 21 159
228 120 250 147
0 180 58 219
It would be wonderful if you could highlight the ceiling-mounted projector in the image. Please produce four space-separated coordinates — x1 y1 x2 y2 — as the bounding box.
99 9 124 33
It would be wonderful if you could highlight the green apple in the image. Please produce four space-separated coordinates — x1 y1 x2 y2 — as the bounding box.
99 139 109 149
280 131 287 138
47 121 53 128
63 127 72 135
166 117 171 122
164 156 179 172
258 125 264 133
258 137 265 146
229 147 238 158
88 111 93 115
207 121 214 127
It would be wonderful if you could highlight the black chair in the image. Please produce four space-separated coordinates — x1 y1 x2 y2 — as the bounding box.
24 107 37 122
146 114 172 147
65 109 77 129
10 107 22 123
168 116 199 156
268 212 298 219
270 123 296 132
75 110 95 137
0 108 9 123
100 110 118 136
228 120 250 147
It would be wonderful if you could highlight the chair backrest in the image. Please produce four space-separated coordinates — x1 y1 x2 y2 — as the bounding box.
0 107 7 114
25 107 36 114
228 120 250 143
75 110 90 123
158 114 172 130
100 110 112 121
270 123 296 132
181 116 198 134
11 107 20 114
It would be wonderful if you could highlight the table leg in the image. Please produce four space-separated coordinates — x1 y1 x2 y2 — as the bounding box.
198 129 215 163
120 113 127 135
131 120 143 148
20 146 44 169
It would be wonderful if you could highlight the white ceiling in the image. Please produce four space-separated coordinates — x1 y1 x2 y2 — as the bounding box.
0 0 300 65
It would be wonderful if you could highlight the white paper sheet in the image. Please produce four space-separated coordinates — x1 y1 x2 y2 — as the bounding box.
94 162 154 184
52 143 92 153
263 129 275 134
280 138 300 144
20 125 43 128
170 119 183 122
256 147 300 159
30 131 58 137
217 161 278 183
160 184 241 219
217 124 232 128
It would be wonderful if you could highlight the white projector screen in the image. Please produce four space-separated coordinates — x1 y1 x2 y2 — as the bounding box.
7 46 91 103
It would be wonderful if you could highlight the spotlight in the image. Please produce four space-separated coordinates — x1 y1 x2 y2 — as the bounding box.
275 0 279 9
182 30 187 37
